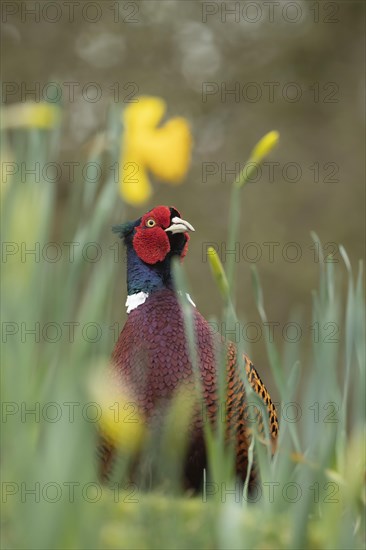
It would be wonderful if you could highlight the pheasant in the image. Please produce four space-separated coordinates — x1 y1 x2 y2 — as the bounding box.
99 205 278 491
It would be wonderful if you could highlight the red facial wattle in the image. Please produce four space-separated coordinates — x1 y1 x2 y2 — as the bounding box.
133 226 170 264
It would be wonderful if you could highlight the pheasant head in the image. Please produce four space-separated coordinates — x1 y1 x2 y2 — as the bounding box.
113 206 195 309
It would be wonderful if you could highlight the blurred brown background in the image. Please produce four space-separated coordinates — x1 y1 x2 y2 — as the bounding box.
2 0 365 377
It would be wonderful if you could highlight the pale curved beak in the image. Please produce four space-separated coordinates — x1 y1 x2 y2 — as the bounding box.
165 216 195 234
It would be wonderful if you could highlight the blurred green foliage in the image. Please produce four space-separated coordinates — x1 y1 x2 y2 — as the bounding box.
1 111 365 549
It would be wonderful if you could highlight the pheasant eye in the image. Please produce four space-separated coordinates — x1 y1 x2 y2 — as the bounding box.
146 218 156 228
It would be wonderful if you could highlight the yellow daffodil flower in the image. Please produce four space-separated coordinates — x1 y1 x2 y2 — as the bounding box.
119 96 192 206
90 374 145 453
249 130 279 165
1 102 61 130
